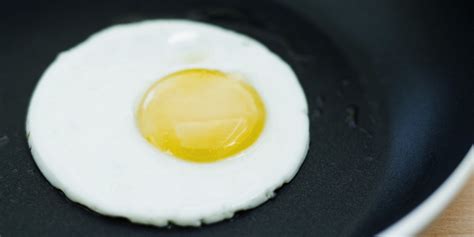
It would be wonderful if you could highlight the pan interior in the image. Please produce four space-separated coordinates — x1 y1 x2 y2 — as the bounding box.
1 0 473 236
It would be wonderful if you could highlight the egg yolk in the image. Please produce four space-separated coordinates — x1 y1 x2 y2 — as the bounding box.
137 68 266 163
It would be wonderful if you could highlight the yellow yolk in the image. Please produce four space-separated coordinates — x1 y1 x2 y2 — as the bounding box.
136 69 266 163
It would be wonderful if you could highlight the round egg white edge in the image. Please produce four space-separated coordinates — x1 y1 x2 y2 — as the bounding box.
26 19 310 227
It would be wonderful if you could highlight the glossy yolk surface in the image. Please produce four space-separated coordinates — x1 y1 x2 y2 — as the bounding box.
136 69 266 163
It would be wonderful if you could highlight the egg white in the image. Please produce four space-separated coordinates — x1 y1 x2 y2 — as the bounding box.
26 20 309 226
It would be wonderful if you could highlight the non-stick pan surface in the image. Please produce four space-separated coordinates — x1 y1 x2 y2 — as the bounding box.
0 0 473 236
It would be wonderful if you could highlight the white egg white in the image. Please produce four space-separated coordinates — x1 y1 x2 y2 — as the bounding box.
27 20 309 226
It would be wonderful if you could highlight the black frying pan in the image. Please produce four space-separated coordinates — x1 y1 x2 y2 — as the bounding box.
1 0 473 236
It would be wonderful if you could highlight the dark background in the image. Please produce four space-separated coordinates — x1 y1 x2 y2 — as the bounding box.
0 0 473 236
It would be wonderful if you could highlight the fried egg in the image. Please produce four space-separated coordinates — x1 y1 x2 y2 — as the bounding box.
26 20 309 226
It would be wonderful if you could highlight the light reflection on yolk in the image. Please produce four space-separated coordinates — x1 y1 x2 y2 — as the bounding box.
136 68 266 163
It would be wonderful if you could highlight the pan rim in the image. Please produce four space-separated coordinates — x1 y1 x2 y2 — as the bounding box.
379 146 474 236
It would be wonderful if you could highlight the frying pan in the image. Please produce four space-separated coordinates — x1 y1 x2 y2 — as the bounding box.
0 0 473 236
